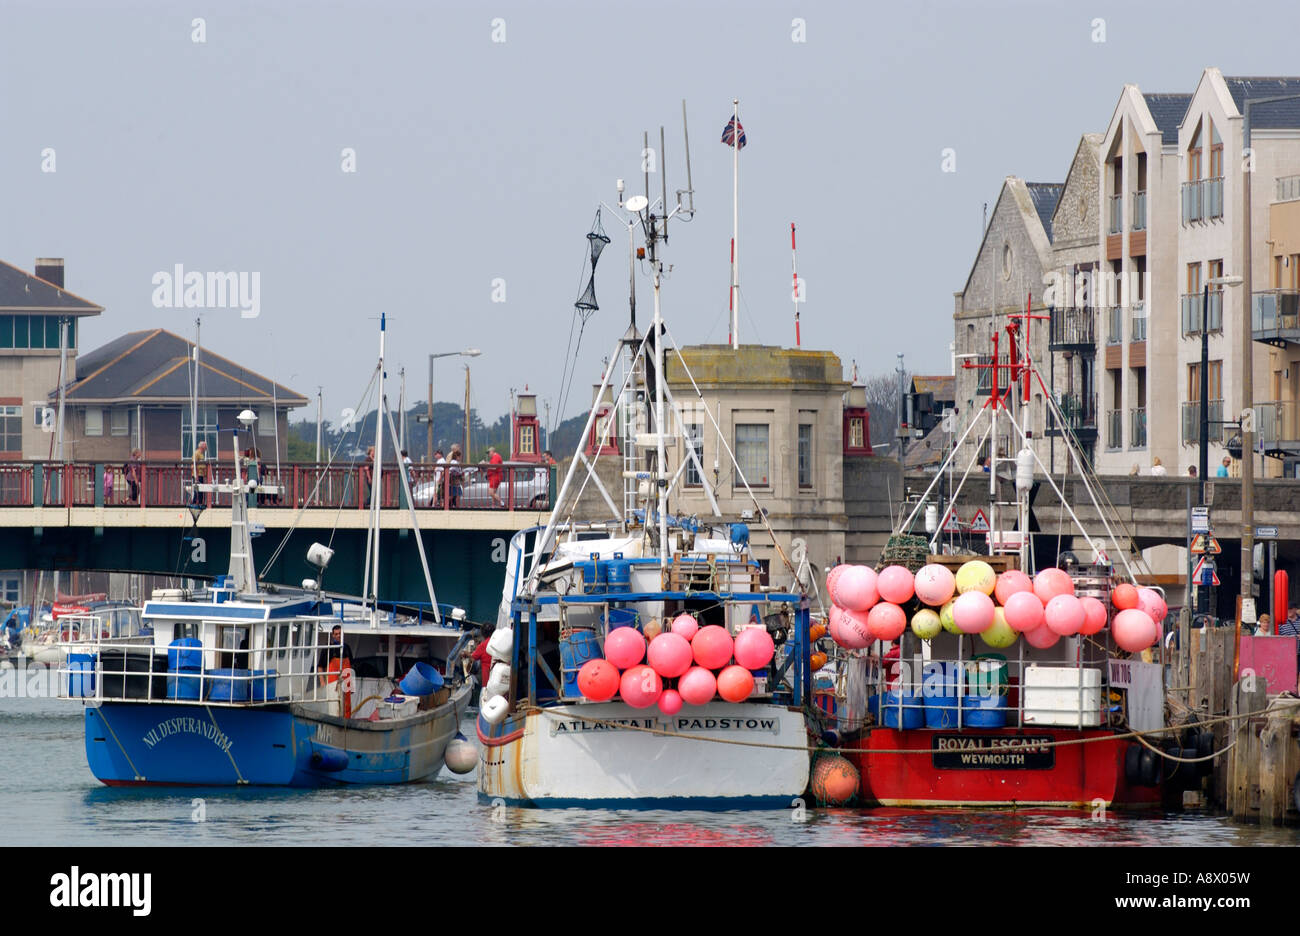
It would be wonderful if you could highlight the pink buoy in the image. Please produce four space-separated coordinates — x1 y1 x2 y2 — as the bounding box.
647 632 694 679
913 564 956 607
832 565 879 613
1111 583 1139 611
576 659 620 702
691 625 735 670
830 605 872 649
1044 593 1085 636
1137 588 1168 626
1079 596 1108 636
657 688 683 716
866 602 907 641
1033 568 1075 605
604 626 646 670
716 665 755 703
994 569 1034 605
1023 624 1061 649
952 591 995 634
733 626 776 670
1002 590 1045 633
677 666 718 706
876 566 916 605
826 565 847 601
1112 608 1159 653
670 613 699 641
619 664 662 709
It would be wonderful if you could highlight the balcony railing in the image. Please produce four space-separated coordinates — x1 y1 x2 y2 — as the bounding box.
1131 301 1147 342
1130 407 1147 449
1132 190 1147 231
1181 399 1225 446
1106 409 1123 450
1182 180 1203 223
1277 175 1300 203
1181 290 1223 337
1205 177 1224 219
1047 392 1097 436
1108 194 1123 235
1256 400 1300 450
1049 306 1095 347
1107 306 1124 344
973 353 1011 395
1252 289 1300 344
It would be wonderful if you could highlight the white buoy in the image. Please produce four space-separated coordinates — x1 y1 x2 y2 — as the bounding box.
444 737 478 775
924 504 939 534
485 662 511 699
1015 448 1035 493
482 695 509 725
487 628 513 662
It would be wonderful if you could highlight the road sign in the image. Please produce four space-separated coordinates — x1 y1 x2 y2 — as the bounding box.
1190 533 1207 554
1201 535 1221 555
969 509 990 533
943 509 962 533
1191 507 1210 534
1255 525 1279 539
1192 556 1221 588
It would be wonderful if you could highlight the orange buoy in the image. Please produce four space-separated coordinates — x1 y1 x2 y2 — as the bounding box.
810 651 828 671
810 623 828 642
809 754 859 807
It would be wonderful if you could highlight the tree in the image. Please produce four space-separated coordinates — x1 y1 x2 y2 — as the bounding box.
860 370 910 446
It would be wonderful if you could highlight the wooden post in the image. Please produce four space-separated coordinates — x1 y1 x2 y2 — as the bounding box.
1229 676 1267 822
1258 699 1300 825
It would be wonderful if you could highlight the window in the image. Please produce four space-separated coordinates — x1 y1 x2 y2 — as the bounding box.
684 422 703 486
519 423 536 456
1188 361 1223 401
110 408 129 437
257 407 275 437
0 576 19 603
181 406 219 459
0 406 21 453
848 416 865 449
32 403 54 430
14 317 29 349
734 423 769 487
797 424 813 489
84 408 103 436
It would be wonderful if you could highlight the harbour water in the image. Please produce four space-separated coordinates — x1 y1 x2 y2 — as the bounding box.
4 695 1295 846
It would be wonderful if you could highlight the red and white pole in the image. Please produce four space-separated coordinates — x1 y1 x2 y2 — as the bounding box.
791 222 801 347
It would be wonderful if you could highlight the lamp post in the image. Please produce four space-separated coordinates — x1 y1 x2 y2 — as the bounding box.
1199 275 1242 614
426 349 481 462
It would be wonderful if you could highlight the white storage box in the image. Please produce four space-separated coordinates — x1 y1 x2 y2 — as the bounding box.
1022 664 1102 727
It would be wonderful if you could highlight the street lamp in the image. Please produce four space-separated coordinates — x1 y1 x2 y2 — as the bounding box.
426 349 481 462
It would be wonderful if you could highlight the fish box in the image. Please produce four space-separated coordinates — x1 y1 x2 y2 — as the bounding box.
1022 665 1102 727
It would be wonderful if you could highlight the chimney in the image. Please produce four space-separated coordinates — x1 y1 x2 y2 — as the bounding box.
35 258 65 288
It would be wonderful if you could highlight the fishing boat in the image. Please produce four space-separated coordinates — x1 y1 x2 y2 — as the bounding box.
22 600 145 665
477 109 815 808
824 309 1192 808
57 316 475 786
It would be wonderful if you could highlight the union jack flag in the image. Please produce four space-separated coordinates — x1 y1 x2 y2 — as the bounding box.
721 116 747 150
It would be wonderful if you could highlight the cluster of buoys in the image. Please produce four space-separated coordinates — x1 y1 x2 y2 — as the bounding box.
824 561 1165 653
576 613 777 714
480 627 515 725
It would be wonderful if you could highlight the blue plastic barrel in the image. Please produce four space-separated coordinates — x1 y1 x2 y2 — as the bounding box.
399 661 444 696
925 694 960 729
605 554 631 593
206 668 251 702
68 652 96 698
559 630 600 697
251 669 278 702
962 692 1008 728
167 637 202 671
883 689 924 729
604 608 639 631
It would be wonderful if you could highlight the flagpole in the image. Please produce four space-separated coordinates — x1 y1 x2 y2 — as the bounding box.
791 222 800 347
731 97 739 350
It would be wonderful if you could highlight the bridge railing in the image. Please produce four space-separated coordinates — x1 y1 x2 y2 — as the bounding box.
6 461 554 512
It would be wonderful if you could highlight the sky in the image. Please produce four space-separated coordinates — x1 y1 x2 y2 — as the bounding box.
1 0 1295 429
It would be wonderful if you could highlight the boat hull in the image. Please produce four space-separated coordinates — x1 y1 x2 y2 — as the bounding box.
848 727 1121 807
477 701 810 809
84 682 472 787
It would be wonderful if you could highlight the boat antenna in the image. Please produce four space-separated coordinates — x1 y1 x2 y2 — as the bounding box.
791 222 801 347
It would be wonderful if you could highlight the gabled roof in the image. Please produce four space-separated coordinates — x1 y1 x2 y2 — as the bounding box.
960 177 1058 298
0 259 103 316
1223 77 1300 129
61 329 308 406
1025 184 1065 242
911 375 955 402
1141 93 1192 145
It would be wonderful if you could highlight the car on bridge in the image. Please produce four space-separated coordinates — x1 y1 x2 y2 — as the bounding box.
411 465 550 509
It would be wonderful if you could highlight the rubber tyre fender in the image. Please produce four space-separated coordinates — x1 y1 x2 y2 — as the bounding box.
1139 747 1160 787
1197 728 1214 775
1125 743 1143 786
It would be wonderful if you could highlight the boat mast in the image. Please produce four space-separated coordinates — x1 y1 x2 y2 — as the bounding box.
730 98 740 350
369 313 386 628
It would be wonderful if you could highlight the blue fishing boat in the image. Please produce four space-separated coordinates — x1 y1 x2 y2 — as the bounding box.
59 315 475 786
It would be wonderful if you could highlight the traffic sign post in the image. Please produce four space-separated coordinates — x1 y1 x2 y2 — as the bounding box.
1191 507 1210 534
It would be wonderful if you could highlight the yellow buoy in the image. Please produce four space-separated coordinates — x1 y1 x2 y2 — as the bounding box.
911 608 942 640
939 599 961 635
956 560 997 596
979 606 1019 648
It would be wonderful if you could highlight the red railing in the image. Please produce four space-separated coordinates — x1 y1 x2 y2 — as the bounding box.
14 461 552 511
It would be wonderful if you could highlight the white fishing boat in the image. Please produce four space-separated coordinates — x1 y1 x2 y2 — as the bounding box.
477 107 815 808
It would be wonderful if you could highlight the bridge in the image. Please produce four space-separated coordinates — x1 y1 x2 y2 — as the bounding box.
0 461 551 622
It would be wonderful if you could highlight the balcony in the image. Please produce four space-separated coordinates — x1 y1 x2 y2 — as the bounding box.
1106 306 1124 345
1181 290 1223 337
1205 177 1224 219
1132 190 1147 231
1277 174 1300 203
1252 289 1300 347
1130 407 1147 449
1182 180 1203 223
1256 400 1300 457
1106 409 1123 450
1181 399 1225 446
1108 194 1123 235
1047 392 1098 439
1049 306 1095 350
1131 301 1147 342
973 354 1011 395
